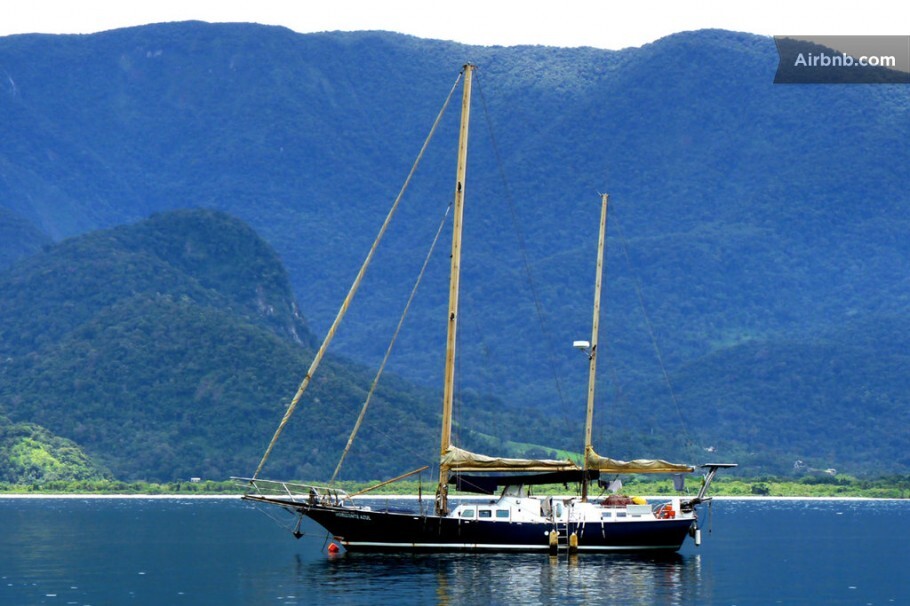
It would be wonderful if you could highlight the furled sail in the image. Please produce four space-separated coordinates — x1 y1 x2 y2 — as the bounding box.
585 447 694 474
441 445 579 472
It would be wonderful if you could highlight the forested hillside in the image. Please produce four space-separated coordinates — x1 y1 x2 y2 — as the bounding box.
0 207 51 269
0 415 110 483
0 210 568 482
0 24 907 479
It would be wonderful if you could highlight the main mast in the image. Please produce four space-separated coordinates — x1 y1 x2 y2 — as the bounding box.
581 193 608 501
436 64 474 515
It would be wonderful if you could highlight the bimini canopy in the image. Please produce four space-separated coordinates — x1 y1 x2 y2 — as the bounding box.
585 447 694 474
451 469 596 494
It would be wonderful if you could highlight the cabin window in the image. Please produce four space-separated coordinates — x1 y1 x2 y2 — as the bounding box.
479 509 492 518
460 508 475 519
495 510 510 519
617 512 627 518
601 511 613 519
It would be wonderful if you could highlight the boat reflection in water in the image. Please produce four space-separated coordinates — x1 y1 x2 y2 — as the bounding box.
303 550 703 605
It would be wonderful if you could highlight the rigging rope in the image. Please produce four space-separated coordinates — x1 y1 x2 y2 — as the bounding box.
251 71 464 481
330 204 453 483
610 210 696 455
474 72 571 415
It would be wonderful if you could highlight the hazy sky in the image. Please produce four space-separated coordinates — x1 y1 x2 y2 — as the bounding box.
0 0 900 49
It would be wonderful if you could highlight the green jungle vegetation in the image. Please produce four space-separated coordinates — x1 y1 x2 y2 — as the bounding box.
0 211 572 483
0 416 111 484
3 474 909 500
0 25 908 484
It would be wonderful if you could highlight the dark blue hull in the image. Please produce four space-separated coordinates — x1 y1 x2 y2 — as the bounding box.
299 504 694 553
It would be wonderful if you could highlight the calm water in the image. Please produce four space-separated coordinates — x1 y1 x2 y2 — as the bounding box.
1 497 907 605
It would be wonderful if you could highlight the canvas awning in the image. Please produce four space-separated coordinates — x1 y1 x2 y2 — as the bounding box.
585 447 694 474
440 445 579 473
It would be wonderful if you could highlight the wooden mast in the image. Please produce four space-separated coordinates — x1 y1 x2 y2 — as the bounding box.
436 64 474 515
581 193 608 501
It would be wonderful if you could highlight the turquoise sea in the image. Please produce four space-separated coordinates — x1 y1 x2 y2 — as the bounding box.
2 497 907 605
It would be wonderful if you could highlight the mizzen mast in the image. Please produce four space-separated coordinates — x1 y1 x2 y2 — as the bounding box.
581 193 608 501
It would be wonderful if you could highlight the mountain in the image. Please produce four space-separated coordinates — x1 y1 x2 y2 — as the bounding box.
0 24 908 477
0 206 51 270
614 315 910 476
0 209 567 482
0 210 428 481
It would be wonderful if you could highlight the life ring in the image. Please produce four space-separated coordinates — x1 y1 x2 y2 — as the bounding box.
655 504 675 519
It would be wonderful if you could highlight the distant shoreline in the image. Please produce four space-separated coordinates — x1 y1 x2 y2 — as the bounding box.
0 494 904 501
0 493 241 499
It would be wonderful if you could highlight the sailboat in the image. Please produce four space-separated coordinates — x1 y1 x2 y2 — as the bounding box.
239 64 735 552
